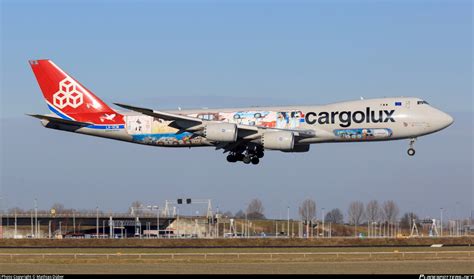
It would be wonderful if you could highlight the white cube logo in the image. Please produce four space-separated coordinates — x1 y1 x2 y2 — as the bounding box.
69 91 83 108
53 91 68 108
53 78 84 109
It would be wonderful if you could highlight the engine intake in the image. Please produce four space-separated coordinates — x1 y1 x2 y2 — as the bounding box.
261 131 294 150
204 123 238 142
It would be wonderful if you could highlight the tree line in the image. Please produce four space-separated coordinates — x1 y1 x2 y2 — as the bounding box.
221 198 420 229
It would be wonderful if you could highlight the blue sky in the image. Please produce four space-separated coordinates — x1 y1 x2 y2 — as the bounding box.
1 0 472 220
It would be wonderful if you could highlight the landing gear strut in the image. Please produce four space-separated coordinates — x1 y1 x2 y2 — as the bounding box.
243 152 260 165
245 146 263 165
243 155 251 164
407 138 416 156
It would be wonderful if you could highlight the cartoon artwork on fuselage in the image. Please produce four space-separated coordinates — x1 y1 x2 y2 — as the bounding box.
189 110 304 129
276 111 304 129
125 115 205 146
125 110 305 146
126 115 178 135
132 132 204 146
333 128 393 140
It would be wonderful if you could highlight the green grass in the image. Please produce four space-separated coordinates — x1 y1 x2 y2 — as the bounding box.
0 246 472 270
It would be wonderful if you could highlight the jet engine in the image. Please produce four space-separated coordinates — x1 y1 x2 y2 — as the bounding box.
261 131 295 151
204 123 238 142
281 144 310 153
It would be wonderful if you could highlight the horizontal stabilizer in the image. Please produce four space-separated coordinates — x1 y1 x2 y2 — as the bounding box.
27 114 93 127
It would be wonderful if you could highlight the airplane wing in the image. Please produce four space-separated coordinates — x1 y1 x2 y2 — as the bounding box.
114 103 201 124
114 103 261 134
114 103 316 140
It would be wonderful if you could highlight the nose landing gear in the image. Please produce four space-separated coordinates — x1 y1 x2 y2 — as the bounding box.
407 138 416 156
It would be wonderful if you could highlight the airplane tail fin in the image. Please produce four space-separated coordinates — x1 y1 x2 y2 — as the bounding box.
29 59 124 125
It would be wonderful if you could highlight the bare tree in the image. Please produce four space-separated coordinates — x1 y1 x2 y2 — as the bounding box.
8 207 25 214
247 198 265 219
51 203 65 213
222 211 234 218
348 201 365 225
129 201 144 215
382 200 399 224
299 199 316 221
400 212 418 229
51 203 74 214
366 200 380 222
325 208 344 224
234 210 245 219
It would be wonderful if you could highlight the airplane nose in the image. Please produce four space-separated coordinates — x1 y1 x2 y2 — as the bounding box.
438 111 454 129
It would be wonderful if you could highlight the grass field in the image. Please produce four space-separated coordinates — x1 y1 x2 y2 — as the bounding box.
0 246 473 274
1 260 473 274
1 238 472 274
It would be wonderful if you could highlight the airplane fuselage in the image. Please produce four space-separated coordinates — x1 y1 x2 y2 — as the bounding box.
42 96 453 148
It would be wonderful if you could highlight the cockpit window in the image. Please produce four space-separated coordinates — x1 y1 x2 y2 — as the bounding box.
417 100 429 105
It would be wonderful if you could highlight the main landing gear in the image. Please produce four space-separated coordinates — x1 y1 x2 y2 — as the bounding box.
407 138 416 156
226 146 264 165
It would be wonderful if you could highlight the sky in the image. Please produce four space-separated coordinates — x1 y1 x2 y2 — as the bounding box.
1 0 472 220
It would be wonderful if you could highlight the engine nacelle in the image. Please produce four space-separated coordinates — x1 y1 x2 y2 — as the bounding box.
204 123 238 142
261 131 295 151
281 144 310 153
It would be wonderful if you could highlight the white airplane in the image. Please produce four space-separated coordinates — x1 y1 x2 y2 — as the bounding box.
29 60 454 165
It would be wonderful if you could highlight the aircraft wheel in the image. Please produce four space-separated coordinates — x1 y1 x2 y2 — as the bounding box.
242 156 251 164
226 154 237 163
407 148 415 156
251 157 260 165
256 150 264 158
